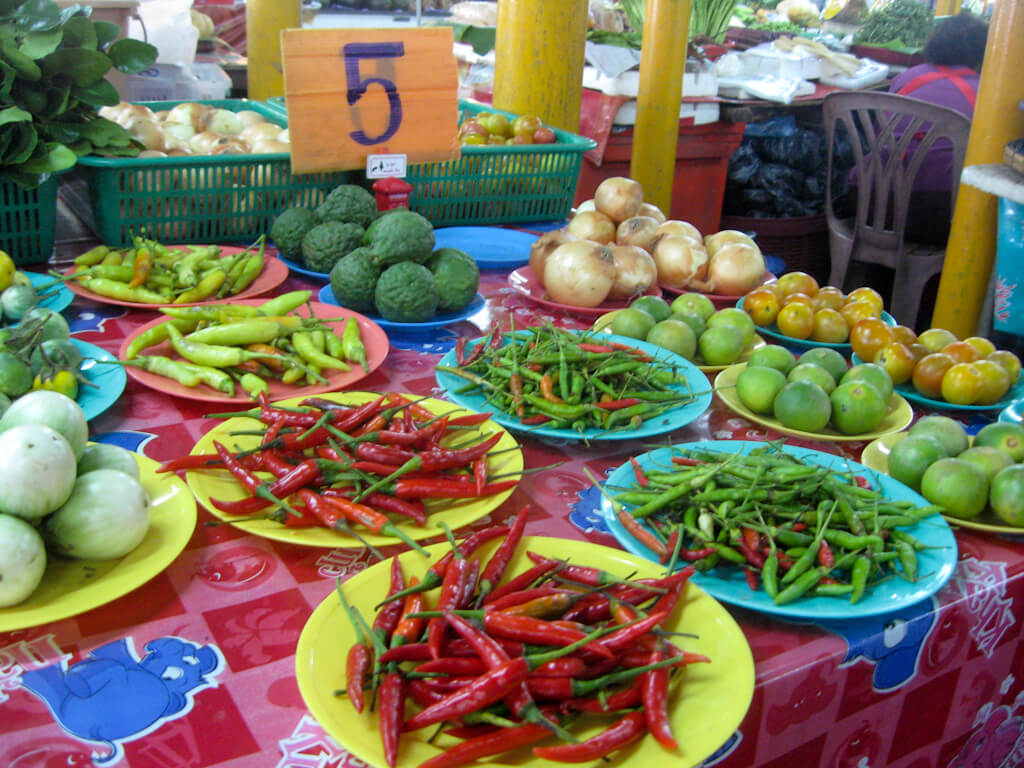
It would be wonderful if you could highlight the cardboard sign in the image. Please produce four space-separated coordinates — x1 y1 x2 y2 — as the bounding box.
281 27 460 174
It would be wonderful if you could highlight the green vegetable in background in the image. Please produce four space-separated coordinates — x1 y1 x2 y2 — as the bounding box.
0 0 158 188
853 0 935 49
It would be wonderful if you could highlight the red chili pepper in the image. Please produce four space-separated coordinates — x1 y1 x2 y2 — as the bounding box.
594 397 644 410
478 504 530 599
472 455 488 495
519 414 552 425
156 453 230 473
485 584 564 613
391 580 425 648
372 557 407 641
428 557 473 659
597 611 667 654
744 568 760 591
736 541 766 569
660 529 680 564
379 642 432 664
323 488 427 526
446 412 493 427
499 591 580 619
355 441 416 466
455 337 468 365
393 478 518 499
457 557 480 609
212 441 262 494
641 641 676 750
791 522 809 532
509 373 525 418
209 456 320 516
532 711 646 762
460 337 488 366
418 722 551 768
855 474 872 489
530 656 587 678
742 526 761 552
345 642 372 714
629 457 649 488
406 677 447 709
416 656 488 677
671 456 704 466
320 495 427 553
379 671 405 767
479 612 613 659
280 505 323 527
818 538 835 568
678 545 718 561
483 559 559 605
615 505 667 557
577 342 615 353
418 432 503 472
564 679 643 713
649 565 695 621
525 552 622 587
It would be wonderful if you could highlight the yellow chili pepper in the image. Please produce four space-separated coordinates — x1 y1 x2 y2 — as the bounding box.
173 269 227 304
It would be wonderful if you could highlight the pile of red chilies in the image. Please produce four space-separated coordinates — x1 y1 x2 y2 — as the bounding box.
342 506 710 768
158 392 519 548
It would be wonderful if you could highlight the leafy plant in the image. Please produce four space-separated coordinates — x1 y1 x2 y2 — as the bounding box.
0 0 157 188
690 0 740 42
853 0 935 49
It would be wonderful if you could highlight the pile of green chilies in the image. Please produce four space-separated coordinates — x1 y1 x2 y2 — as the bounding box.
437 324 699 435
609 443 946 605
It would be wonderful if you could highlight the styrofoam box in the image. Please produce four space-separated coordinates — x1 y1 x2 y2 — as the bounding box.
613 100 721 126
582 65 719 99
740 43 822 81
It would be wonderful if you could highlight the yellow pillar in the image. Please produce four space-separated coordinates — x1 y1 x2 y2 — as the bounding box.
932 0 1024 337
493 0 588 133
246 0 301 101
934 0 962 17
630 0 691 216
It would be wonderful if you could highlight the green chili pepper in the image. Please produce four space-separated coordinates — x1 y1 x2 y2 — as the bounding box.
166 324 282 369
239 372 269 399
80 277 168 304
258 290 313 316
174 269 227 304
74 245 111 266
114 356 202 387
123 317 203 359
185 317 298 347
341 318 369 372
177 361 237 395
228 249 265 295
292 331 351 372
849 555 871 604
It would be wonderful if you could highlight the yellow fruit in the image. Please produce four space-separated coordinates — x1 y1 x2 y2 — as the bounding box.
0 250 15 292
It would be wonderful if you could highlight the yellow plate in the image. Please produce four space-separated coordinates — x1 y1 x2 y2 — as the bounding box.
0 450 196 632
186 392 523 548
715 362 914 442
862 431 1024 534
296 536 755 768
592 311 766 372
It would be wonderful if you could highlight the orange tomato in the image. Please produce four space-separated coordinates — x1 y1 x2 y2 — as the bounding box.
776 271 820 298
941 362 984 405
840 300 879 329
781 292 815 308
874 341 917 386
941 340 980 364
973 359 1012 405
849 317 896 363
912 352 956 399
963 336 997 359
988 349 1023 385
743 287 780 327
891 325 918 346
776 302 815 339
908 343 931 363
813 286 845 311
845 286 885 315
811 308 849 343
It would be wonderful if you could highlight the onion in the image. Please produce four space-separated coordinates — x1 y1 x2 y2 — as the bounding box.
278 128 291 143
121 115 165 151
575 199 596 214
705 229 758 257
615 215 660 251
594 176 644 223
162 121 196 151
240 122 285 147
638 202 667 223
651 235 709 290
114 103 157 128
203 108 244 136
543 241 616 307
529 230 577 282
250 139 291 154
694 243 766 296
166 102 210 131
567 210 616 244
137 149 167 158
608 245 657 300
188 130 223 154
655 219 703 243
236 110 267 128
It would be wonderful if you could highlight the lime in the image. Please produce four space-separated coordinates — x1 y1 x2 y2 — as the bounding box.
841 362 894 404
830 380 888 435
0 351 32 398
0 250 14 292
646 318 696 361
630 295 672 322
908 415 969 457
888 434 947 491
773 380 832 433
698 325 745 366
788 362 837 394
736 365 787 414
957 446 1014 483
920 457 989 519
672 311 706 338
609 308 656 340
798 347 848 384
670 292 715 321
990 465 1024 527
747 344 797 375
707 307 756 345
972 422 1024 462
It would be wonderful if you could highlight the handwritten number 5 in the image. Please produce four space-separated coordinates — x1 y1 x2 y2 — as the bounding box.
343 41 404 145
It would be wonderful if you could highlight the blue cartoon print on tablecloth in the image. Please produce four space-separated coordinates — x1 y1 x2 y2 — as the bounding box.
20 636 222 764
93 430 155 453
568 470 612 534
820 596 937 691
67 303 125 334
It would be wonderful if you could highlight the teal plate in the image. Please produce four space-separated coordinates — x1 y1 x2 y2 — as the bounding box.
600 440 958 620
29 272 73 314
737 296 896 355
435 331 713 442
1000 400 1024 424
74 338 127 421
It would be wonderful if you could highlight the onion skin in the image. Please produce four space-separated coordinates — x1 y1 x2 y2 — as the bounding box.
594 176 644 223
543 241 616 307
705 229 759 257
652 235 709 290
615 216 660 251
529 230 578 282
638 202 667 223
567 210 616 244
608 245 657 300
696 243 766 296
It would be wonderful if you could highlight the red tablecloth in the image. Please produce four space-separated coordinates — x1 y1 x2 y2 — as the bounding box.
2 256 1023 768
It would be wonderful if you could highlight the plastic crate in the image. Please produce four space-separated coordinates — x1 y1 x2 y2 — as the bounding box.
720 213 830 283
1 175 58 265
63 98 351 246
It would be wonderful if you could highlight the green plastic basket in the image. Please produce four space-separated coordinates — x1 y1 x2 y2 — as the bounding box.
1 175 58 265
63 98 351 247
263 97 595 226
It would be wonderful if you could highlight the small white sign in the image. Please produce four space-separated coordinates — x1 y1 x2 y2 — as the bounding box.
366 154 408 178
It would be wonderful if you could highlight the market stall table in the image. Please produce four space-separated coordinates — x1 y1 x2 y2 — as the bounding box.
1 251 1023 768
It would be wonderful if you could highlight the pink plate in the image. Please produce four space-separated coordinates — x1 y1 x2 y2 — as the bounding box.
659 271 777 309
65 246 289 309
118 300 390 404
508 266 662 318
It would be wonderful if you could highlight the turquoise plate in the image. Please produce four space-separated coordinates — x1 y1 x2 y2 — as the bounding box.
737 296 896 354
74 338 127 421
435 331 713 442
1000 400 1024 424
29 272 73 314
601 440 958 620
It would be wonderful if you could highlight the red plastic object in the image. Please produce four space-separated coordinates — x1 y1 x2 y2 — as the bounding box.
574 121 746 238
373 177 413 212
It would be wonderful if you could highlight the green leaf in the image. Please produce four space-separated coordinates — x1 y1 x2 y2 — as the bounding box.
0 22 17 40
57 16 94 50
40 47 110 86
39 117 79 144
3 122 37 164
21 26 62 58
0 104 31 126
19 141 77 173
68 137 91 156
0 2 23 18
43 77 70 115
0 170 48 190
76 115 132 147
93 20 119 49
0 125 13 157
108 38 157 74
15 0 63 32
0 59 15 96
92 143 140 157
72 77 118 107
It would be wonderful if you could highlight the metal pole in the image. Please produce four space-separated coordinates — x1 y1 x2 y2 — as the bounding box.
246 0 301 101
493 0 588 133
630 0 691 216
931 0 1024 336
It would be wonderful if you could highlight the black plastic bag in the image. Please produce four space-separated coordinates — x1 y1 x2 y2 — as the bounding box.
727 142 762 185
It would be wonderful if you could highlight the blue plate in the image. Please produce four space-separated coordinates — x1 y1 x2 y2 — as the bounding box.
851 352 1024 412
737 296 897 354
73 338 127 422
1000 400 1024 424
279 256 329 282
432 226 537 270
601 440 958 620
28 272 73 314
317 284 486 332
598 442 958 622
435 331 713 442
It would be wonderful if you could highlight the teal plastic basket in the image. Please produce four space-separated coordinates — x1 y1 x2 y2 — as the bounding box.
64 98 351 247
1 175 58 265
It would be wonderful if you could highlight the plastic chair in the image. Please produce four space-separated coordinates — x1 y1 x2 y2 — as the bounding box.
823 90 972 327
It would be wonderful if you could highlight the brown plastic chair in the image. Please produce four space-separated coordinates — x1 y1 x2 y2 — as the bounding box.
823 90 972 327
